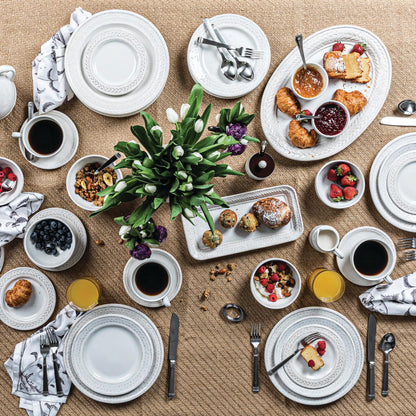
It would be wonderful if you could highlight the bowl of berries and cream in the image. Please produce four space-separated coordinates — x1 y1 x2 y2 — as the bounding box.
291 63 328 101
250 258 301 309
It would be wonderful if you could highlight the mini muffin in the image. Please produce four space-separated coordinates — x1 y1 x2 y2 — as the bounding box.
239 213 259 233
219 209 237 229
202 229 223 249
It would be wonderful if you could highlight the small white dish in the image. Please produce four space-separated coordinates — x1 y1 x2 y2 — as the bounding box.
0 157 24 206
0 267 56 330
250 258 301 310
66 155 123 211
315 159 365 209
291 63 328 101
312 100 350 138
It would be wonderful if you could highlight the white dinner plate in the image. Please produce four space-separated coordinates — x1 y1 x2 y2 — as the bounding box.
264 307 364 405
187 14 271 99
0 267 56 330
261 25 391 161
182 185 303 261
0 247 4 273
65 10 169 117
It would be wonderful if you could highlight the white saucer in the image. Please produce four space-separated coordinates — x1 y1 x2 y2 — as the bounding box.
187 14 271 99
336 226 396 286
17 111 79 170
0 267 56 330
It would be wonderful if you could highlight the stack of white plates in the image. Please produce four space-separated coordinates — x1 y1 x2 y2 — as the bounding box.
264 307 363 405
65 10 169 117
63 304 164 403
370 133 416 232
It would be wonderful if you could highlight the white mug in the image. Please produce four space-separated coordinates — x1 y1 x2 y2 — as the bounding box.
0 65 16 120
309 225 344 258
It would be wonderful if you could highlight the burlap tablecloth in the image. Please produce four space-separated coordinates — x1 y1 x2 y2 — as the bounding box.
1 0 415 414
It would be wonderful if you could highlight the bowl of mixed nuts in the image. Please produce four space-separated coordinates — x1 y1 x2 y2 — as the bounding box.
66 155 123 211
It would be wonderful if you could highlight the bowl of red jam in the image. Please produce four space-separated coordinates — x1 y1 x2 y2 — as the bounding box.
312 101 350 138
291 63 328 101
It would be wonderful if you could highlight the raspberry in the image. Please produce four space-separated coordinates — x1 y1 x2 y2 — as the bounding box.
2 167 11 176
270 273 279 282
308 360 315 368
269 294 277 302
277 262 286 271
266 283 275 293
7 173 16 181
317 340 326 350
259 278 268 287
258 265 266 274
0 171 4 179
317 348 325 356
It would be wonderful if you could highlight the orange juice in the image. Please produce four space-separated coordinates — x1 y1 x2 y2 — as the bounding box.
308 268 345 303
66 277 101 311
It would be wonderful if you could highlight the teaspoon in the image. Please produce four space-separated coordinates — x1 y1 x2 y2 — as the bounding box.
295 34 308 72
397 99 416 116
379 332 396 397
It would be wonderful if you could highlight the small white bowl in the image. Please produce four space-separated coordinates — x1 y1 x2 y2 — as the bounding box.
66 155 123 211
312 100 350 138
315 159 365 209
250 258 301 310
291 63 328 101
0 157 24 206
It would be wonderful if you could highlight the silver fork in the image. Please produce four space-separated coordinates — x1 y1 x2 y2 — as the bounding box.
46 328 64 397
250 323 261 393
196 37 264 59
404 251 416 262
397 238 416 249
267 332 322 376
40 333 50 396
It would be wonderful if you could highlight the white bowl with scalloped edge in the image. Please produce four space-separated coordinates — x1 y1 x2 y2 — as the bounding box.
0 157 24 206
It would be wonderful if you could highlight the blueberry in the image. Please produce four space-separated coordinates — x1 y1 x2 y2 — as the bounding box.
39 230 45 236
62 226 68 233
35 242 41 249
66 232 71 238
57 222 62 229
30 232 37 241
41 220 47 227
36 223 42 230
45 248 51 255
52 249 58 256
51 221 57 229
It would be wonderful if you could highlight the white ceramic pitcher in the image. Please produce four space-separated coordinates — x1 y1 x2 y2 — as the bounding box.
0 65 16 119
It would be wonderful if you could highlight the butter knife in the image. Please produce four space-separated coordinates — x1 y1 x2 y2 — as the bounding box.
168 313 179 399
380 117 416 127
367 314 376 401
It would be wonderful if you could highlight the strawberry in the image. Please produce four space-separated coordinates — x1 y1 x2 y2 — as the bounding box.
317 340 326 350
259 278 268 287
266 283 275 293
308 360 315 368
332 41 344 52
7 173 17 181
335 163 350 176
258 265 266 274
277 262 286 271
340 174 357 187
299 109 313 123
343 186 357 200
330 184 344 202
327 168 338 182
351 42 366 55
2 167 11 176
269 294 278 302
270 273 279 282
317 348 326 356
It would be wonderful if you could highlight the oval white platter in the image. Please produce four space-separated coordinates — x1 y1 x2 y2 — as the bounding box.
261 25 391 161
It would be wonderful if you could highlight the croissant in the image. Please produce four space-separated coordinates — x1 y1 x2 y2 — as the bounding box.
275 87 301 117
288 120 318 149
332 89 367 116
5 279 32 308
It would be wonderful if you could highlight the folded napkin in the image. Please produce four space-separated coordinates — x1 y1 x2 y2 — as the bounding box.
4 306 79 416
0 192 44 247
359 272 416 315
32 7 91 113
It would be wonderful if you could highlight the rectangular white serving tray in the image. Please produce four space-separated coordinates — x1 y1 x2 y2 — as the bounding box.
182 185 304 261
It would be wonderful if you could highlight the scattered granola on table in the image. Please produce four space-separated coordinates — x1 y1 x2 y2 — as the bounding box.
95 239 105 246
200 305 208 311
201 289 210 300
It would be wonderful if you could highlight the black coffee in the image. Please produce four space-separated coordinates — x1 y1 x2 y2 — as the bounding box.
353 240 388 276
135 262 169 296
28 119 63 155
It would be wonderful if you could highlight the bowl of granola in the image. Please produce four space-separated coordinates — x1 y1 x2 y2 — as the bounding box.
250 258 301 309
66 155 123 211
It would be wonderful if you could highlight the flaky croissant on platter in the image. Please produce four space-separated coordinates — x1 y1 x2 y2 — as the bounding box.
275 87 301 117
289 120 318 149
332 89 367 116
5 279 32 308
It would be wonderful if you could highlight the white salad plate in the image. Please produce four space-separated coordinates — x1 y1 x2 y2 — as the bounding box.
0 267 56 330
17 111 79 170
65 10 169 117
261 25 391 161
264 307 364 405
187 14 271 99
64 304 164 403
182 185 303 261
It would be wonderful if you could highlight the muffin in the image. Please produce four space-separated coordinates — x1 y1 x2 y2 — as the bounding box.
219 209 237 229
239 213 259 233
252 197 292 229
202 229 223 249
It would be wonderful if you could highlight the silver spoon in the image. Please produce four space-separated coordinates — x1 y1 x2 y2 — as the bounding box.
295 114 321 121
379 332 396 397
24 102 38 162
295 34 308 72
1 178 16 193
397 99 416 116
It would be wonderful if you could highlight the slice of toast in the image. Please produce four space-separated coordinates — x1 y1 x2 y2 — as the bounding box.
301 345 324 371
323 51 364 81
354 57 371 83
342 52 362 79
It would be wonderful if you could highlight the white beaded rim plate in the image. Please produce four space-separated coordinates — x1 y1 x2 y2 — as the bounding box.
260 25 391 161
187 14 271 99
264 307 364 405
0 247 4 273
182 185 303 261
63 304 164 403
0 267 56 330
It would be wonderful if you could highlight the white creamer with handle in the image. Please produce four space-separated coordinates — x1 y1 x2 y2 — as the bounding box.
0 65 16 119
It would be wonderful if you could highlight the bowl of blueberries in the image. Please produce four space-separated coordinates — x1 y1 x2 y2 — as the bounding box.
23 217 76 270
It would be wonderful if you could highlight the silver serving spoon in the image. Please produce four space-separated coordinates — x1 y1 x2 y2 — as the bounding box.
295 34 308 72
1 178 16 193
295 114 321 122
397 99 416 116
379 332 396 397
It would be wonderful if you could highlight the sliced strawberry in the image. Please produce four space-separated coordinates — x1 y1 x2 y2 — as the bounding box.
340 174 357 187
335 163 350 176
351 42 366 55
330 184 344 202
332 42 344 52
327 168 338 182
343 186 357 200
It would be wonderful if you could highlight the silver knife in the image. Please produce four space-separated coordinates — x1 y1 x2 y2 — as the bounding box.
367 314 377 401
380 117 416 127
168 313 179 399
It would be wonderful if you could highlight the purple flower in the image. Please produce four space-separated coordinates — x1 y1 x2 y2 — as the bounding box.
153 225 168 244
130 244 151 260
226 123 247 140
124 215 130 222
227 143 247 156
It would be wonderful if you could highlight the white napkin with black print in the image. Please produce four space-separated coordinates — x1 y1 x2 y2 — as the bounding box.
0 192 44 247
359 272 416 315
4 306 80 416
32 7 91 113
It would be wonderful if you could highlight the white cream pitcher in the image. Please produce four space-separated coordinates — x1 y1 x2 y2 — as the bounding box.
0 65 16 120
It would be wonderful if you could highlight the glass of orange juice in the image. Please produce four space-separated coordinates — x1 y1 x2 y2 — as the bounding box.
66 277 101 312
308 268 345 303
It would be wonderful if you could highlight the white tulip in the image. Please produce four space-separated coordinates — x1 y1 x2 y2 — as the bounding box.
114 180 127 192
208 151 221 160
144 184 157 194
192 152 203 162
206 188 214 195
151 125 163 133
240 138 248 146
129 140 137 144
166 108 179 124
139 231 147 238
132 160 142 168
180 103 190 119
119 225 131 238
184 208 196 218
215 113 221 123
185 183 193 191
194 119 204 133
177 170 188 180
173 145 184 157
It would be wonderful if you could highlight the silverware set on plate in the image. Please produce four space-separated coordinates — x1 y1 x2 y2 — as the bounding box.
40 328 63 397
397 237 416 261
